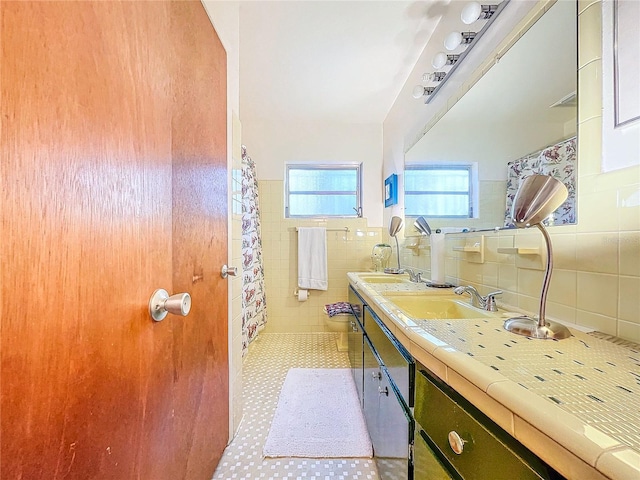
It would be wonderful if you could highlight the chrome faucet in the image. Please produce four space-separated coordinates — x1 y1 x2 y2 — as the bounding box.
405 268 422 283
453 286 502 312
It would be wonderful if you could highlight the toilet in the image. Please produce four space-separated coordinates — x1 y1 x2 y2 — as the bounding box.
325 314 350 352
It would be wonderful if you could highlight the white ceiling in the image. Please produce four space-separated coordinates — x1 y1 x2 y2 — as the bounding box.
238 1 441 124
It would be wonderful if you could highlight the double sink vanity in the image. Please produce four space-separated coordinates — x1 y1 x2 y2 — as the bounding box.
347 272 640 480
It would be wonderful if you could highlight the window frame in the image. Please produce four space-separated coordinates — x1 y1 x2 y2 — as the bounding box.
404 164 475 218
285 163 363 219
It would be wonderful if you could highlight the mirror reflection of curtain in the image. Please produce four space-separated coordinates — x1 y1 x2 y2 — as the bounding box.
241 145 267 356
504 137 577 227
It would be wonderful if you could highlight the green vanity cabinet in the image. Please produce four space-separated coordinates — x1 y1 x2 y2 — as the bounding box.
348 279 567 480
414 367 564 480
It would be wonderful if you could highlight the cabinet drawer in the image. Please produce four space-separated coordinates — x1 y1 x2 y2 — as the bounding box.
414 369 561 480
364 306 414 405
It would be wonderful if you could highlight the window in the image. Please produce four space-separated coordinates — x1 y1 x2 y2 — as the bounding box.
404 165 474 218
285 164 362 218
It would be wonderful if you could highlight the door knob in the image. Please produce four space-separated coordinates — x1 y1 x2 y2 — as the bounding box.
221 265 238 278
149 289 191 322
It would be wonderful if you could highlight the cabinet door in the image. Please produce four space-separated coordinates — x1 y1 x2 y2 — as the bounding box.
348 286 365 407
364 306 414 405
364 339 412 480
363 336 381 450
348 315 364 407
375 367 412 480
1 2 228 479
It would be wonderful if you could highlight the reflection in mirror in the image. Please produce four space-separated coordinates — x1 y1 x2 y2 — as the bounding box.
404 0 577 233
385 216 404 274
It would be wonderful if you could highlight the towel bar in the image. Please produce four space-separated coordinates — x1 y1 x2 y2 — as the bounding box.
294 227 349 232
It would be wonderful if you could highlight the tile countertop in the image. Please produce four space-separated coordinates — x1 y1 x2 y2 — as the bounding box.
347 272 640 480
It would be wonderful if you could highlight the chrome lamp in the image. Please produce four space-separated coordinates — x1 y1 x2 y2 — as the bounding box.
503 175 572 340
384 216 404 274
414 216 432 236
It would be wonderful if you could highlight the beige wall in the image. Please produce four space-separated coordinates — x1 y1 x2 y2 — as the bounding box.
241 119 385 227
401 0 640 343
259 180 384 332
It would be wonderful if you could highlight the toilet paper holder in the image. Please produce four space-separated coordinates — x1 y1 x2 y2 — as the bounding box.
293 288 310 301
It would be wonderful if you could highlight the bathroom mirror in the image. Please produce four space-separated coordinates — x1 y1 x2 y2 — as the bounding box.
404 0 577 232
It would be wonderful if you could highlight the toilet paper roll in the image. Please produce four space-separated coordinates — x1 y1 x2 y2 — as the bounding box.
295 289 308 302
430 233 446 285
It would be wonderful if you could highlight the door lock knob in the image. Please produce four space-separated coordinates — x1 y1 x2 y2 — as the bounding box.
149 289 191 322
221 265 238 278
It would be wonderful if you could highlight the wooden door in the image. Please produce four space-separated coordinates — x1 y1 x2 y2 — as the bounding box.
0 2 228 479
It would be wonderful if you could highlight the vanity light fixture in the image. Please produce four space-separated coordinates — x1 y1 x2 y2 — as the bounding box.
413 72 447 98
461 2 498 25
423 72 447 82
444 31 476 51
503 175 571 340
413 0 509 104
412 85 436 99
432 53 460 69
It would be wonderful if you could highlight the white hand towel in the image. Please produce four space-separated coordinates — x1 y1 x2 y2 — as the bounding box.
297 227 328 290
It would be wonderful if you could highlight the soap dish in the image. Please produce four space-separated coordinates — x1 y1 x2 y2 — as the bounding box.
451 235 484 263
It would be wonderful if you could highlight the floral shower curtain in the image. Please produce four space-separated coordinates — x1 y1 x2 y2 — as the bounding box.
504 136 577 227
241 145 267 356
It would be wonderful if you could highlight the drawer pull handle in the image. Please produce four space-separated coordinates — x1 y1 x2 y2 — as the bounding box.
378 386 389 396
448 431 466 455
371 371 381 380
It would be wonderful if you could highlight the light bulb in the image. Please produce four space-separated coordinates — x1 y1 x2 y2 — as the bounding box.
412 85 425 99
461 2 482 24
432 52 447 69
444 31 463 51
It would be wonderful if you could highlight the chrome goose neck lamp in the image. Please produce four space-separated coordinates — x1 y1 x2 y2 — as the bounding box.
414 216 432 236
503 175 571 340
384 216 404 274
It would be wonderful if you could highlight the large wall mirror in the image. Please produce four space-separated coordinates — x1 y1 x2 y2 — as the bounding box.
404 0 577 232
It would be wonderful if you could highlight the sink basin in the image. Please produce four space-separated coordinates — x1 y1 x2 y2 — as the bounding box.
383 294 496 319
359 275 408 284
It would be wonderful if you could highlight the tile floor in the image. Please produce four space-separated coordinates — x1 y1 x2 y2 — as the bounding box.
212 333 380 480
